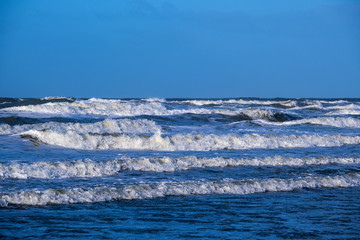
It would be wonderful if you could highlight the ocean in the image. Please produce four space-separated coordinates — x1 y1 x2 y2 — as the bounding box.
0 97 359 239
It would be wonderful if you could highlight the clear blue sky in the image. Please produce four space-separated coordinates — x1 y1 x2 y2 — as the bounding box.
1 0 359 98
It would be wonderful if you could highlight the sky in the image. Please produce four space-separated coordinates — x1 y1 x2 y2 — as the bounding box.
0 0 359 98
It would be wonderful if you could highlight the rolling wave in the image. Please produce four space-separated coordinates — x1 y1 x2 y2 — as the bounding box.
326 109 360 116
1 99 294 121
18 130 360 151
0 97 75 109
181 99 297 108
0 119 160 135
255 117 360 128
1 173 359 206
1 98 211 117
1 156 359 179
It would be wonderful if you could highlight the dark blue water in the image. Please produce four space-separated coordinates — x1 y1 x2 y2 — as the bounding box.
1 97 360 239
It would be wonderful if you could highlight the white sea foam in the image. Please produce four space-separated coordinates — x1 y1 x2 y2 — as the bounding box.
326 103 360 110
18 130 360 151
1 174 359 206
41 96 75 101
0 119 160 135
0 98 212 117
291 101 360 112
215 108 296 122
1 156 359 179
0 98 297 119
326 109 360 116
319 103 360 116
304 99 351 105
142 98 166 102
216 108 272 117
255 117 360 128
182 99 297 108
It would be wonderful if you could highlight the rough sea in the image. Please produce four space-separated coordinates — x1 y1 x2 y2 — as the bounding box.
0 97 359 239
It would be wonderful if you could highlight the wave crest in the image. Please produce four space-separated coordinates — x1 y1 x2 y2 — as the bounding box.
255 117 360 128
1 156 359 179
0 118 160 136
1 174 359 206
17 130 360 151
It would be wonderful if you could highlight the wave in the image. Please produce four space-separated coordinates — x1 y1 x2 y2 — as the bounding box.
2 98 358 115
1 98 301 124
0 118 160 136
0 98 168 117
216 108 298 122
303 99 351 105
326 109 360 116
181 99 297 108
325 103 360 110
255 117 360 128
17 130 360 150
0 98 212 117
1 173 358 206
41 96 75 101
0 97 75 110
1 156 359 179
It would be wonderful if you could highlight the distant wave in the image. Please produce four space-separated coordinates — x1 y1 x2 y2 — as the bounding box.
41 96 75 101
1 98 299 122
1 156 359 179
180 99 297 108
1 98 211 117
0 97 75 109
2 98 359 122
1 173 359 206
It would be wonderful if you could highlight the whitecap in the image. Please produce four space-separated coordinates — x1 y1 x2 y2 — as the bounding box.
17 130 360 151
0 118 160 136
1 156 359 179
1 173 359 206
255 117 360 128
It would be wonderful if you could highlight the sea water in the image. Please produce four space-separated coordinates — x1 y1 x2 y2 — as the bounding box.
0 97 359 239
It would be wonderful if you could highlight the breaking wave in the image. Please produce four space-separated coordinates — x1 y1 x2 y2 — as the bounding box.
1 173 359 206
255 117 360 128
0 98 211 117
1 156 360 179
326 109 360 116
181 99 297 108
0 118 160 135
216 108 298 122
17 130 360 151
1 98 297 121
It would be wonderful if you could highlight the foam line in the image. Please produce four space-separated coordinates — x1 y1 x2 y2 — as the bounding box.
1 156 359 179
1 173 359 206
0 119 160 135
18 130 360 151
255 117 360 128
1 99 295 119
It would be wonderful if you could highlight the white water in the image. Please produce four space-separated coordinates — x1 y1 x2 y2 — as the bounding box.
0 119 160 135
1 156 360 179
0 99 298 119
1 173 359 206
18 129 360 151
255 117 360 128
181 99 297 108
1 98 211 117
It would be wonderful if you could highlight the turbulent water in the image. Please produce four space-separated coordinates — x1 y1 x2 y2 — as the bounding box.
1 97 360 239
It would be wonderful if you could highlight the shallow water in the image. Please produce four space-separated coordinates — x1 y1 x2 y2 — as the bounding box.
1 97 359 239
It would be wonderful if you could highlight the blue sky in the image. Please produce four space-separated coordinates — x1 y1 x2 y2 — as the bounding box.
1 0 359 98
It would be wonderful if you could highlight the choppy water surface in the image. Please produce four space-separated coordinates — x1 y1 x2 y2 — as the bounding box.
1 97 360 239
